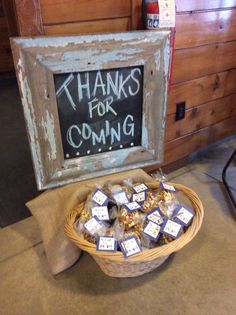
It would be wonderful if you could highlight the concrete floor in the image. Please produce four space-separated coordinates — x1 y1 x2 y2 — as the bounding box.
0 137 236 315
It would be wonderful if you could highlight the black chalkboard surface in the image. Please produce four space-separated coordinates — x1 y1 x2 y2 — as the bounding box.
54 66 143 159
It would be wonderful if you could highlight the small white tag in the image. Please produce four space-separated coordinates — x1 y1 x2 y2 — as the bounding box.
120 237 142 258
91 206 109 221
144 221 161 241
132 191 146 203
97 237 117 252
133 183 148 193
162 219 182 239
124 201 141 212
84 217 102 235
147 13 160 29
147 209 163 225
113 191 129 205
159 0 176 28
175 206 194 225
92 190 109 206
161 183 176 192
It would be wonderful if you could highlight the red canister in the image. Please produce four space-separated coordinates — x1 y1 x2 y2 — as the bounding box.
143 0 159 29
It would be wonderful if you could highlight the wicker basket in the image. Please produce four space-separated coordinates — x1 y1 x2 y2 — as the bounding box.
64 181 204 278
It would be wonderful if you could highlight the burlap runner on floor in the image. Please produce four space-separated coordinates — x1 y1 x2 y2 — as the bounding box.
26 169 152 274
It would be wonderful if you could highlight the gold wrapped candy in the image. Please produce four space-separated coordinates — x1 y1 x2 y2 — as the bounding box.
156 234 173 246
141 191 159 213
79 207 92 223
123 229 141 244
158 190 174 203
83 232 97 244
118 208 140 230
157 190 177 217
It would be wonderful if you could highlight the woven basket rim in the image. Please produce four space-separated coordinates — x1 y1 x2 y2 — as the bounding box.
64 181 204 262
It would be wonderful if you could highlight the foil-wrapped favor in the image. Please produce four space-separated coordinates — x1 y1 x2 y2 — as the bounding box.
158 190 175 203
134 219 156 249
141 191 159 213
158 190 179 217
80 207 92 223
83 232 97 244
156 234 173 246
122 229 141 244
118 207 140 230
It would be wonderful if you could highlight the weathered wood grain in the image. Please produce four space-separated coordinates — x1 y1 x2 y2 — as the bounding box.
176 9 236 49
0 16 13 72
0 1 4 17
131 0 142 30
45 18 131 35
2 0 18 36
40 0 131 24
172 41 236 83
168 69 236 114
164 116 236 164
166 94 236 142
0 17 9 44
14 0 44 36
11 31 171 189
175 0 236 12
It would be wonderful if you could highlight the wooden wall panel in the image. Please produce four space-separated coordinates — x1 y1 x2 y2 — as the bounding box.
2 0 18 36
164 116 236 164
175 0 236 12
172 41 236 83
0 1 3 17
166 94 236 142
10 0 236 168
168 69 236 115
0 5 14 72
40 0 131 24
131 0 142 30
176 9 236 49
45 18 130 35
14 0 43 35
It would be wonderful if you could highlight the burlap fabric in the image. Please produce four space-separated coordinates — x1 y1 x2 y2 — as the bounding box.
26 169 152 274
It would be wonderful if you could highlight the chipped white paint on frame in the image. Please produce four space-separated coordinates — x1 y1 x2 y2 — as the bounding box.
12 30 172 190
17 57 44 189
41 110 57 161
13 31 170 49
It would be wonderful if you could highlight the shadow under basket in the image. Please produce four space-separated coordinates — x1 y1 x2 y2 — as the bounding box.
64 181 204 278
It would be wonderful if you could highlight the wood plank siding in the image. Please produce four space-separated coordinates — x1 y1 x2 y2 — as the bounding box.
9 0 236 167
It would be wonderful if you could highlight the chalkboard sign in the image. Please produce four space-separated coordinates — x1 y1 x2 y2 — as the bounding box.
12 31 171 189
54 66 143 159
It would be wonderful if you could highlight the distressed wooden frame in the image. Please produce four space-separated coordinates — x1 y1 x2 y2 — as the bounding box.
11 31 171 190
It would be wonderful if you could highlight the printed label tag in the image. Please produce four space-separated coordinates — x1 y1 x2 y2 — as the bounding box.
120 237 142 258
173 205 195 226
91 206 109 221
84 217 102 235
159 0 176 28
113 191 129 205
147 208 163 225
161 218 182 239
124 201 141 212
97 237 117 252
133 183 148 193
144 221 161 241
132 191 146 203
161 183 176 192
147 13 160 29
92 189 109 206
